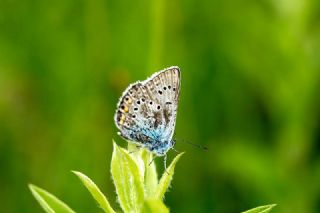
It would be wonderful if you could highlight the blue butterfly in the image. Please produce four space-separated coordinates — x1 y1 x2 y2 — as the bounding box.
115 66 181 156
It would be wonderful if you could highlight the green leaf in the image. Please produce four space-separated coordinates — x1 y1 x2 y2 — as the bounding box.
242 204 277 213
142 199 169 213
28 184 75 213
72 171 115 213
141 150 158 198
155 153 184 199
111 142 145 213
127 142 145 179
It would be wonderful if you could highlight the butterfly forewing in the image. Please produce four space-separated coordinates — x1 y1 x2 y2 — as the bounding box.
114 66 180 151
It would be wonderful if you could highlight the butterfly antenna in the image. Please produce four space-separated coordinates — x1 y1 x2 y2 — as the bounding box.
175 138 208 151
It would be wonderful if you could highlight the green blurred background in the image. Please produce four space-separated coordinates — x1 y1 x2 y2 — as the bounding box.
1 0 320 212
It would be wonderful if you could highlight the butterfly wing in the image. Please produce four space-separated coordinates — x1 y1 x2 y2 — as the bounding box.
114 66 181 147
143 66 180 141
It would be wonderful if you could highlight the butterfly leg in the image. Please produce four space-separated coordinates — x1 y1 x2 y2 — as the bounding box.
148 155 157 166
163 155 170 175
171 147 180 153
128 145 142 154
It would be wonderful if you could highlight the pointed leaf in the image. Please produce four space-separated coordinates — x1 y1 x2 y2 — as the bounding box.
142 199 169 213
72 171 115 213
128 143 158 198
141 150 158 198
29 184 75 213
111 142 144 213
242 204 277 213
127 142 145 180
155 153 184 199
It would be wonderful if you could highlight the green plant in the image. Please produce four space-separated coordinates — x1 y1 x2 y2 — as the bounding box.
242 204 276 213
29 141 182 213
29 141 276 213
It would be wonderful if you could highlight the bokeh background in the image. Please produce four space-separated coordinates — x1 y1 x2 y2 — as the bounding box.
1 0 320 212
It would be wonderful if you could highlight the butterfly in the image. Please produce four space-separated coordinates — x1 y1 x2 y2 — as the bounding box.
114 66 181 156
